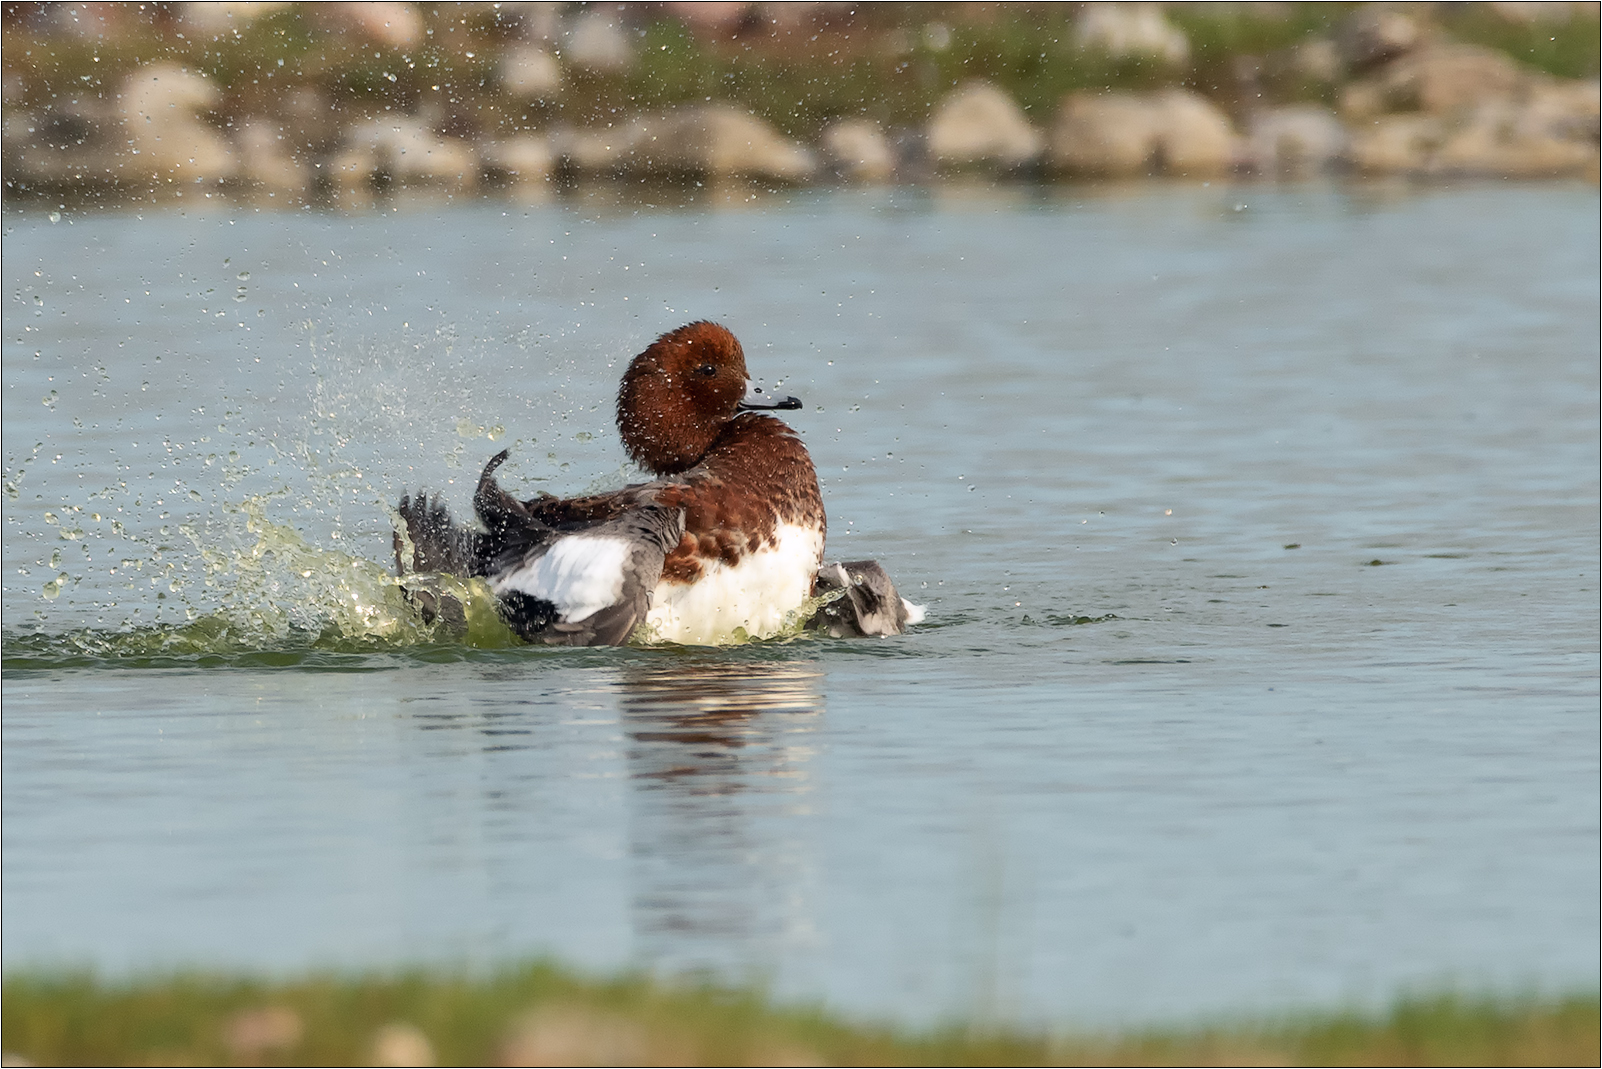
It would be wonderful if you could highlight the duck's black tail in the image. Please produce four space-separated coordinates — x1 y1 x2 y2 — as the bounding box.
394 450 564 633
394 492 481 578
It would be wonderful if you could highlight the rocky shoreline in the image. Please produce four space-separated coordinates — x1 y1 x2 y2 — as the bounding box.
3 3 1597 209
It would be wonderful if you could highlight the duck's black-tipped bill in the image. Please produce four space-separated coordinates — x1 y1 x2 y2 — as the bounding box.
739 379 803 411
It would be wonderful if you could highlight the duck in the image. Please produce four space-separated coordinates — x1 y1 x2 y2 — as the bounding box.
393 321 920 646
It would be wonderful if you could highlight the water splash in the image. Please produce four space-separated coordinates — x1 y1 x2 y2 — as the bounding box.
198 494 532 648
3 493 526 669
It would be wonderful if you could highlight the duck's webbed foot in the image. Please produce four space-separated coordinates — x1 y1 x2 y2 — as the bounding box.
808 560 921 637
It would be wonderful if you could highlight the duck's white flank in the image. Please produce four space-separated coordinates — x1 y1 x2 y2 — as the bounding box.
646 521 823 644
490 534 630 623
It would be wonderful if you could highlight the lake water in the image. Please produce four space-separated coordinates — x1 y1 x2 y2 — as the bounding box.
3 181 1597 1028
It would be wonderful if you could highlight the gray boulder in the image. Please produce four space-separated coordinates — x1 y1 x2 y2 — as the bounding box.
5 98 121 187
1336 7 1424 71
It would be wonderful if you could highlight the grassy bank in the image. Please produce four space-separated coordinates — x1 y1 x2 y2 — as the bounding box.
2 964 1595 1066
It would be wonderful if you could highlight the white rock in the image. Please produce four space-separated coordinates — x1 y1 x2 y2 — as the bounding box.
1522 76 1600 142
1487 1 1591 24
1154 90 1240 174
633 106 817 181
1049 89 1237 177
1049 93 1162 175
1398 43 1524 114
563 10 634 73
495 1006 648 1068
335 118 478 188
1342 42 1529 121
118 64 236 182
1347 114 1444 173
1245 106 1349 174
1294 38 1344 83
926 80 1043 169
179 2 293 35
370 1022 434 1068
820 118 896 182
237 120 307 195
550 121 645 171
310 2 422 49
503 1 560 42
500 44 562 99
1433 98 1598 177
482 134 556 182
1074 3 1190 64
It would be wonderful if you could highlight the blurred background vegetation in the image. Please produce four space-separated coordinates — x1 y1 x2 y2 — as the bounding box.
2 2 1598 205
3 3 1598 134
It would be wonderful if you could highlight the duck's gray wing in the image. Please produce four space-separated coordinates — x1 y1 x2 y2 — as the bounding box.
398 449 683 645
485 502 684 646
809 560 912 637
471 448 684 645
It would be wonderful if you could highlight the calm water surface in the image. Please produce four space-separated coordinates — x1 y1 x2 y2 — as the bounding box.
3 183 1597 1026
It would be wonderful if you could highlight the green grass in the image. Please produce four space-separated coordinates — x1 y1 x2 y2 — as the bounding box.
2 964 1596 1066
1441 4 1601 79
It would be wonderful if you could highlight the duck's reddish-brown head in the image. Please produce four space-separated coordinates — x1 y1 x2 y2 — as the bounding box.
617 321 800 475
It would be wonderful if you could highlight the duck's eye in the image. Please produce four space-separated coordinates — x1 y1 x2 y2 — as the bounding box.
696 364 717 377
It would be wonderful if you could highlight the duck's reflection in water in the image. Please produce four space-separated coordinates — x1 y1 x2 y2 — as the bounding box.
619 659 824 983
